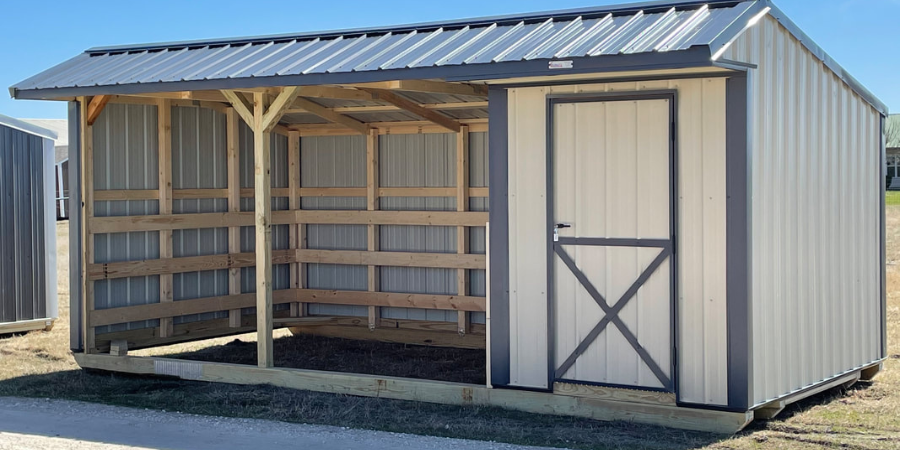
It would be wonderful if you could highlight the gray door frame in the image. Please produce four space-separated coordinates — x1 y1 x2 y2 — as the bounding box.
545 91 678 393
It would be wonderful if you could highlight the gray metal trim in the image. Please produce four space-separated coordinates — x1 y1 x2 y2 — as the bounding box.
545 91 678 393
88 0 751 53
880 115 887 359
67 101 83 352
553 245 673 388
488 87 511 387
725 73 751 411
762 1 888 115
556 237 671 248
13 48 716 100
491 69 741 89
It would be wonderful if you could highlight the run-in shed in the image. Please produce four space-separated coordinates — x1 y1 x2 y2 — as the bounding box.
0 114 58 334
10 0 886 432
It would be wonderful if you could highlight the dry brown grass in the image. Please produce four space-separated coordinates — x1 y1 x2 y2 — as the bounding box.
0 217 898 449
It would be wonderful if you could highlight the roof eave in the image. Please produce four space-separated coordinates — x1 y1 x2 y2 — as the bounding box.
11 47 719 101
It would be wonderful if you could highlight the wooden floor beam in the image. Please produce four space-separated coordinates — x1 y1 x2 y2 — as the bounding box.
74 353 755 434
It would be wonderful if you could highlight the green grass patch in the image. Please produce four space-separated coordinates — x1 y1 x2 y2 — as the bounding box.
887 191 900 205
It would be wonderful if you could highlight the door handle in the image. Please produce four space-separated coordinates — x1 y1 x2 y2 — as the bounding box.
553 223 572 242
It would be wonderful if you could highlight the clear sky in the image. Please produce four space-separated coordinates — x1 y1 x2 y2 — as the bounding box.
1 0 896 119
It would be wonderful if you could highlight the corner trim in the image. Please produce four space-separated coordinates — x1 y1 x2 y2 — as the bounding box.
68 100 83 352
488 87 510 387
725 73 752 410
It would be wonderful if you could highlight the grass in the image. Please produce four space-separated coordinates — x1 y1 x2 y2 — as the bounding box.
1 219 899 449
886 191 900 206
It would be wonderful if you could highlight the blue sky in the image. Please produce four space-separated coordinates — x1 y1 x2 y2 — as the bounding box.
1 0 896 119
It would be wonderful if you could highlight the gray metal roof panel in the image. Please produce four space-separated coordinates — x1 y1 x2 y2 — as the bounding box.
6 1 765 96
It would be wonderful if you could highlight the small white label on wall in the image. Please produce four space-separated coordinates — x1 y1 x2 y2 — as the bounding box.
548 60 574 69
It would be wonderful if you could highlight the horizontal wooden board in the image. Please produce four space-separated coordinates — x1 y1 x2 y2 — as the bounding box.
74 354 755 434
90 289 485 327
298 289 485 312
88 249 485 280
287 318 486 349
90 210 487 233
553 382 677 406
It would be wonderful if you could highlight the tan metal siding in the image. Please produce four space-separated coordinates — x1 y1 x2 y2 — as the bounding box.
725 15 883 406
507 79 728 404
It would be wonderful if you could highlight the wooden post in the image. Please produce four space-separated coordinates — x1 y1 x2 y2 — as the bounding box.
456 125 470 335
227 108 242 328
253 92 274 368
80 98 96 353
367 129 380 330
288 131 304 317
158 99 174 338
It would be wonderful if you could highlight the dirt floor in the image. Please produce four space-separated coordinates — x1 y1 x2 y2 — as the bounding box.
0 219 898 449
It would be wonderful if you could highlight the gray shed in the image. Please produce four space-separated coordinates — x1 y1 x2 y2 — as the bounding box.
0 114 58 334
9 0 887 433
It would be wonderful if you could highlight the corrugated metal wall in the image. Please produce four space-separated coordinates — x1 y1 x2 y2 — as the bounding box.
0 124 52 324
301 133 488 323
92 103 161 334
506 79 728 403
725 16 883 407
171 106 228 324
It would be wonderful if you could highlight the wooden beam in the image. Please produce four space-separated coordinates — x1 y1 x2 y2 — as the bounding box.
288 320 485 349
89 289 485 327
262 87 302 133
87 249 484 280
75 354 755 434
92 186 487 201
227 108 243 328
109 340 129 357
367 129 380 329
253 91 274 369
360 88 460 132
330 101 488 114
347 80 488 97
158 99 174 338
292 86 375 102
86 95 112 126
221 90 254 125
292 97 369 135
79 99 96 353
299 187 367 197
287 120 488 136
89 210 489 233
456 125 470 335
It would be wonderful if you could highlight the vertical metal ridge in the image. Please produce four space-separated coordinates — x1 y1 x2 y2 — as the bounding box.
587 11 644 56
205 42 276 79
228 39 298 78
326 33 393 73
379 28 442 70
493 18 555 62
275 37 343 75
302 36 370 74
620 8 677 54
463 22 525 64
524 16 584 61
406 26 470 68
255 38 321 76
655 5 710 52
354 31 417 71
435 24 498 66
554 14 613 58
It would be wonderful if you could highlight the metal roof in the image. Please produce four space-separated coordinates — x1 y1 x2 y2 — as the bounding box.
10 0 761 99
0 114 58 141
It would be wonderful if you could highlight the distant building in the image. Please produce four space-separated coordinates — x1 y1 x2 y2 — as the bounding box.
21 119 67 219
887 114 900 189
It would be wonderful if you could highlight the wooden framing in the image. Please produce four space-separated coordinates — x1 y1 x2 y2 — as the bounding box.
366 129 380 329
456 125 470 334
158 99 174 338
75 353 755 434
79 82 491 363
86 95 111 126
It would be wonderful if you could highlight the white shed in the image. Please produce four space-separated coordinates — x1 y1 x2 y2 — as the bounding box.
10 0 886 432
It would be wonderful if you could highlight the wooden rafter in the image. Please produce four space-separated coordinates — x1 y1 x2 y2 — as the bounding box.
86 95 112 125
360 88 460 132
261 87 302 132
221 90 254 125
348 80 488 97
333 101 487 113
292 97 369 135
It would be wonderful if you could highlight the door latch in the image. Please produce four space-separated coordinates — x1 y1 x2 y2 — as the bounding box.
553 223 572 242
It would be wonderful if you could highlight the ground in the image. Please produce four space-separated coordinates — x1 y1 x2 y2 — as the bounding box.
0 214 897 450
